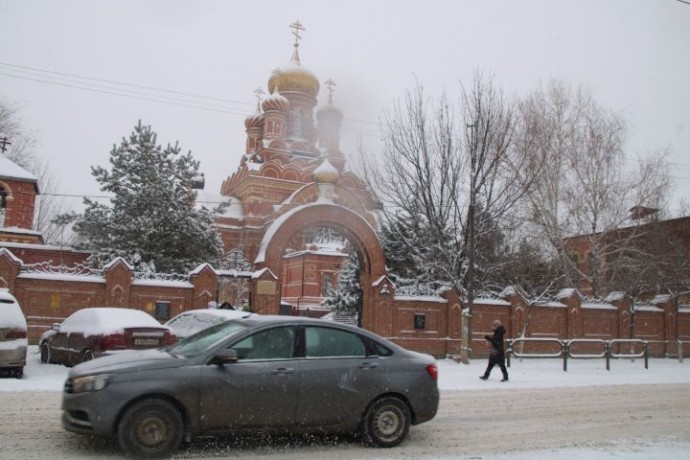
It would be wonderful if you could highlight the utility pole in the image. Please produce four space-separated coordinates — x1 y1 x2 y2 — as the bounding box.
461 122 477 364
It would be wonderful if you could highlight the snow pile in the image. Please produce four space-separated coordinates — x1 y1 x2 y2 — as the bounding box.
57 307 171 336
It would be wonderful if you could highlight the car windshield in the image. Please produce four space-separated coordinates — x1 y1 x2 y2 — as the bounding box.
167 321 248 358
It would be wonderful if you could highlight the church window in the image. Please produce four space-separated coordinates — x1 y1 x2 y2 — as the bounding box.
289 109 304 138
0 187 6 227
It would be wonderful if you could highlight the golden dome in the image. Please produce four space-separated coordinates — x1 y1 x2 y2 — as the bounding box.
268 49 320 98
312 158 339 184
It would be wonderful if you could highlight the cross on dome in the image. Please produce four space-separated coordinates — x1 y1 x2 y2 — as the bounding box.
290 20 305 48
325 78 336 103
254 87 265 103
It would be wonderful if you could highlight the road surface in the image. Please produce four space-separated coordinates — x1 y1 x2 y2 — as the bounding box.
1 384 688 459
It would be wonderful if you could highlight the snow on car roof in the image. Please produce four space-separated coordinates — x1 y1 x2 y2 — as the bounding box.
59 307 169 336
0 290 27 329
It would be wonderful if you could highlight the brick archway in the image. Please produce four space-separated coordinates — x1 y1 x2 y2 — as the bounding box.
253 203 387 329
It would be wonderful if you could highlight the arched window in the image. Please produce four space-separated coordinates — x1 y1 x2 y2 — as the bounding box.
0 187 6 227
289 109 303 138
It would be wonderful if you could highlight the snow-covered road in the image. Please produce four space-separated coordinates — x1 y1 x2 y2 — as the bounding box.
1 348 689 458
0 384 688 459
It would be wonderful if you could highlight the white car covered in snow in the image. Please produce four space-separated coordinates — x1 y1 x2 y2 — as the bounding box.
165 308 253 339
0 288 28 378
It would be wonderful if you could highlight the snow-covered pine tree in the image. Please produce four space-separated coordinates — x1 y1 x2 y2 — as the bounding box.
73 121 223 273
322 252 363 325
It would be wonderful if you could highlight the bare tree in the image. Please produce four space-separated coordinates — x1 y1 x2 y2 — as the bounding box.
518 80 670 298
0 97 65 241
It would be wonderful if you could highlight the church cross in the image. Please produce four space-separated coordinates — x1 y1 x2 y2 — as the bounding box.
290 20 306 47
254 87 265 103
325 78 336 102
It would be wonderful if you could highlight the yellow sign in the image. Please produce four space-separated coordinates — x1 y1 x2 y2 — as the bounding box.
51 293 60 309
257 281 276 295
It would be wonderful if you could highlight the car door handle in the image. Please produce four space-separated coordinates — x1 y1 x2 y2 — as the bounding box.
358 362 379 370
272 367 295 375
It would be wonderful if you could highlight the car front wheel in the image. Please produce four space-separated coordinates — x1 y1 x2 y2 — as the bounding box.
360 396 411 448
117 398 183 459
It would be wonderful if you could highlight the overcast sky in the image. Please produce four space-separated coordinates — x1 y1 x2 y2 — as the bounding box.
1 0 689 212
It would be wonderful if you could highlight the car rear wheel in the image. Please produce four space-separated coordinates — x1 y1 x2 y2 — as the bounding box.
117 398 183 459
40 343 51 364
360 396 411 448
81 349 94 363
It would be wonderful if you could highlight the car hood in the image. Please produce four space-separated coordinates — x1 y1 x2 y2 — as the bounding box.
69 348 184 377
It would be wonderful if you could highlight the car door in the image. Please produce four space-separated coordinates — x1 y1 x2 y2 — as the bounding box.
199 325 300 431
295 325 382 427
48 328 70 365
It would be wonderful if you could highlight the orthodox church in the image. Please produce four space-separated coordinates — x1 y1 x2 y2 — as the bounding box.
201 21 382 313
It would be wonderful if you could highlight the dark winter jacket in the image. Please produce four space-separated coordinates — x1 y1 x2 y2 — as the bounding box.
484 325 506 358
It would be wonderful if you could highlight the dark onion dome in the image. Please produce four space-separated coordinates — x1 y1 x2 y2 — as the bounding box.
312 158 339 184
244 102 264 129
316 100 343 123
268 49 320 98
261 87 290 113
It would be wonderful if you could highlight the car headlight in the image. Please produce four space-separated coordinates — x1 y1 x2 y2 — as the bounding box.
71 374 110 393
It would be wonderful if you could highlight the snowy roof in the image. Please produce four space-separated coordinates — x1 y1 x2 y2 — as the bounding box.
17 272 105 284
474 298 511 306
605 291 627 302
131 279 193 288
581 303 617 311
394 295 448 304
0 155 37 183
0 226 42 236
633 304 663 313
194 191 244 219
651 294 672 305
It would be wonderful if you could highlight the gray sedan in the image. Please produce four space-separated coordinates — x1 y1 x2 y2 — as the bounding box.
62 315 439 458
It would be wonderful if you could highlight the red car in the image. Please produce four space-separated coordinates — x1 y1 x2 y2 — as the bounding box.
39 307 176 366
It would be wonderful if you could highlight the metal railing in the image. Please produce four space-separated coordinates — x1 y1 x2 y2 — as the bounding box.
506 337 649 372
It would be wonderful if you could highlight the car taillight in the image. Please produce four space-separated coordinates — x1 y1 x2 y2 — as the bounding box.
102 333 127 349
164 332 176 346
5 328 27 339
425 364 438 381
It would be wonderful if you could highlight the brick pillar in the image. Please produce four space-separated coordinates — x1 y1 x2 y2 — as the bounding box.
0 248 22 292
103 258 133 307
249 268 280 315
190 264 218 309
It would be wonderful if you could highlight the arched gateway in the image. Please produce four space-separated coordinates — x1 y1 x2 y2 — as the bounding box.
250 201 391 334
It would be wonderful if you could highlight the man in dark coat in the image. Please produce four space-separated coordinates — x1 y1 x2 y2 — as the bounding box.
480 319 509 382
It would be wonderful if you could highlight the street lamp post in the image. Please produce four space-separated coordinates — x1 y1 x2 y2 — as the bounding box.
461 122 477 364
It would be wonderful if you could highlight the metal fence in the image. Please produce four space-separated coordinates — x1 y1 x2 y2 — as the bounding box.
506 337 649 371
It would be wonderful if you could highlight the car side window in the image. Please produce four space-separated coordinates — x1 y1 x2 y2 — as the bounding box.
231 326 295 360
305 326 366 358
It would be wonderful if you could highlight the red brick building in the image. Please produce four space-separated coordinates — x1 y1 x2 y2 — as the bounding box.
563 210 690 298
198 27 381 312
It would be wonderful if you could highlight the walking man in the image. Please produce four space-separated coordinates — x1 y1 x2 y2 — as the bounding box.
480 319 509 382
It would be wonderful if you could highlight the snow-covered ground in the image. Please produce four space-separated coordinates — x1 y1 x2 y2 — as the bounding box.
1 346 689 459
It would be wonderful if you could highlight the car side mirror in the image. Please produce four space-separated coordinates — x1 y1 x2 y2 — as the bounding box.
52 323 60 331
209 349 238 366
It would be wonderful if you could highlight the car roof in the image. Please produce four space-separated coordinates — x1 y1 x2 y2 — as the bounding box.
174 309 252 320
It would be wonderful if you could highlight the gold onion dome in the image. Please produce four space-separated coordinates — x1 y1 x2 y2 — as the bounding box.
312 158 339 184
268 49 320 98
261 89 289 113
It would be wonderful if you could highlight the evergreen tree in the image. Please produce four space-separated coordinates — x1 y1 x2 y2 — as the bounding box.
322 252 363 325
72 121 223 273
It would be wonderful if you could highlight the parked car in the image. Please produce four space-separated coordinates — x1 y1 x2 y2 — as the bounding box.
40 307 176 366
164 308 252 339
0 289 28 378
62 315 439 458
